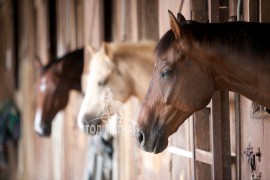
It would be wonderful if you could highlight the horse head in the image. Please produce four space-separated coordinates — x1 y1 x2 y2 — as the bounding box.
137 11 214 153
77 43 133 132
34 49 83 136
35 59 70 136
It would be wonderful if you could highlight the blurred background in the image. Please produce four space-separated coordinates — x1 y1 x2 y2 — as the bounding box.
1 0 270 180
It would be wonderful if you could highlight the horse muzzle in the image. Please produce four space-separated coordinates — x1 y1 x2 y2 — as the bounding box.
35 122 52 137
136 127 168 154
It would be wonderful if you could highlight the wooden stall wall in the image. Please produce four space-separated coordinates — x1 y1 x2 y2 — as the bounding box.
0 0 17 179
239 0 270 179
158 1 193 180
158 1 232 180
56 0 88 180
15 0 101 179
110 1 172 180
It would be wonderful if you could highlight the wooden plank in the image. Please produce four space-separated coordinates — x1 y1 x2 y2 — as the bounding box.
228 1 240 179
34 0 49 65
82 0 103 90
260 0 270 22
16 0 47 179
57 0 77 55
0 0 15 100
190 1 211 179
259 1 270 177
196 149 212 165
137 0 159 41
194 108 211 180
229 0 238 17
0 1 17 179
234 93 241 180
211 91 231 180
55 1 89 180
208 0 220 23
191 0 208 23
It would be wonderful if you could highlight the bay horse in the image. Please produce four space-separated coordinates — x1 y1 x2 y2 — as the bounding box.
35 49 83 136
77 41 155 131
136 11 270 153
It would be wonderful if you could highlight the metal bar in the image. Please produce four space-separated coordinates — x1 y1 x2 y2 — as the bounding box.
211 92 223 180
235 93 241 180
192 116 196 180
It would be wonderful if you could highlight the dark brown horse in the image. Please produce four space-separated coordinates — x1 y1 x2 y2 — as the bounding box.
35 49 83 136
137 11 270 153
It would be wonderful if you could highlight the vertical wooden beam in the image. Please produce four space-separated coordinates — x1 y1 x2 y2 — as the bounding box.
34 0 49 65
194 109 211 180
260 0 270 22
17 0 36 179
211 91 231 180
48 0 57 59
33 1 55 180
75 0 83 47
0 1 17 178
0 0 15 100
137 0 159 41
191 0 208 22
229 0 238 17
82 0 103 84
190 1 211 180
208 0 220 22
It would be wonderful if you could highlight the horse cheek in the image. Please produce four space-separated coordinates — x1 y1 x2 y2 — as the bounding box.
194 73 214 109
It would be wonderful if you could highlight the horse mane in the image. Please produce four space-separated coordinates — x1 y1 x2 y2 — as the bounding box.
156 21 270 58
42 48 84 73
109 41 156 64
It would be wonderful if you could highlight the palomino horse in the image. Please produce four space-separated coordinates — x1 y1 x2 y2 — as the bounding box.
137 11 270 153
77 41 155 131
35 49 83 136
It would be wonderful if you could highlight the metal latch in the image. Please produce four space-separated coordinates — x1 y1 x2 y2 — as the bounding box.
244 143 262 180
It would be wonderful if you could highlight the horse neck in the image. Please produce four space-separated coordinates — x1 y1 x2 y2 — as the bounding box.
201 45 270 107
118 56 154 101
59 50 84 91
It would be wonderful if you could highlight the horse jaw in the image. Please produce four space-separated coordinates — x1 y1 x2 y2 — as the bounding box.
34 109 51 136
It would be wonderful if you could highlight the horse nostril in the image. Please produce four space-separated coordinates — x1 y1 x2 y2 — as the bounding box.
43 126 51 136
36 124 51 137
137 130 145 145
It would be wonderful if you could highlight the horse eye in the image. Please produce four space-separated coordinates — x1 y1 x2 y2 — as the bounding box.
161 70 173 79
98 78 108 86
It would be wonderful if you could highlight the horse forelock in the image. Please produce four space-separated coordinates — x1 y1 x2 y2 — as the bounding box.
155 30 176 58
41 49 84 74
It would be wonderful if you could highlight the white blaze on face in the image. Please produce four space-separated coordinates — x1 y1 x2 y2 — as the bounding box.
40 77 47 92
77 53 107 130
34 108 43 134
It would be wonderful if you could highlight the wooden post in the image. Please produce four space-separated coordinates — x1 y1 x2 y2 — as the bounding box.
211 91 231 180
17 0 36 179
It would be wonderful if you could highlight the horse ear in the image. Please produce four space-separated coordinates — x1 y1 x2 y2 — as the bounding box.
168 10 181 40
177 13 186 24
86 45 96 59
34 55 43 69
102 42 114 60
